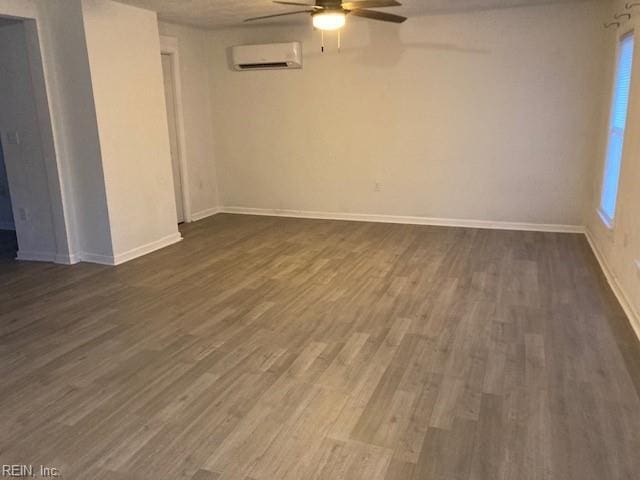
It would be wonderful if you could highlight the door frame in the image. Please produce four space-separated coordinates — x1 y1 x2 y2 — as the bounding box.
160 35 192 223
0 3 72 262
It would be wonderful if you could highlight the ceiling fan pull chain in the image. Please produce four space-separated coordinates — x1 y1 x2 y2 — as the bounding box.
338 30 341 52
321 30 325 53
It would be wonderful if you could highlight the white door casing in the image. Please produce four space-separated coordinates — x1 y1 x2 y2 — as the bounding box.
161 52 184 223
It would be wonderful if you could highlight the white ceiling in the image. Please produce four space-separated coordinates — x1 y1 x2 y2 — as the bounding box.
115 0 589 29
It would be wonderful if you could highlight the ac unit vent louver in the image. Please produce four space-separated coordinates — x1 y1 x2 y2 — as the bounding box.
231 42 302 71
238 62 290 70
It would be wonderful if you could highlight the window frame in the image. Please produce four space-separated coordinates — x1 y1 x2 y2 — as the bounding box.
599 28 635 230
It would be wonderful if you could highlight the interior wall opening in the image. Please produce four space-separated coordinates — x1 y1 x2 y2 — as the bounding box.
159 35 192 226
0 16 60 263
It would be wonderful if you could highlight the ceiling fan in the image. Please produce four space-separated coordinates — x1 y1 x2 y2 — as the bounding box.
244 1 407 31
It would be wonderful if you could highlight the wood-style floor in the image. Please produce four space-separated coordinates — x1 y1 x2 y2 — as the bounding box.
1 214 639 480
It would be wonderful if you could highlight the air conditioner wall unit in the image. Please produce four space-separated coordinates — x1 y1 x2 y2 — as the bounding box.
231 42 302 71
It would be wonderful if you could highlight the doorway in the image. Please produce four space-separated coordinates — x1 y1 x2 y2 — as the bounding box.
161 52 187 224
0 17 63 262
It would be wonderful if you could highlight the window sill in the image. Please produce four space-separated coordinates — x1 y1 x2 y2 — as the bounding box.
597 208 615 231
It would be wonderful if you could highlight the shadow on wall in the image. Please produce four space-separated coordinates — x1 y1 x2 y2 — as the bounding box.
0 136 15 230
331 21 491 68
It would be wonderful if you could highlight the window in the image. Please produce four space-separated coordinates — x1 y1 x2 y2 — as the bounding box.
600 32 634 226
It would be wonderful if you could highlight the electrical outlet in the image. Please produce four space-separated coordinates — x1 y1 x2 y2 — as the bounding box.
18 207 27 222
374 181 383 192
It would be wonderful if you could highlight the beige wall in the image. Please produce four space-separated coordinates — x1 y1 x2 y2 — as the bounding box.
206 1 607 227
82 0 180 260
158 21 220 218
586 0 640 333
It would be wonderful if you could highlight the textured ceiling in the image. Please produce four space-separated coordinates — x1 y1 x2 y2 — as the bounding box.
115 0 589 29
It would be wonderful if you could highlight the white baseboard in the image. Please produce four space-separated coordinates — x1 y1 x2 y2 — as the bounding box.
55 252 81 265
16 250 57 262
17 233 182 266
110 232 183 265
191 206 221 222
17 250 84 265
220 206 585 234
0 221 15 230
585 229 640 341
77 252 116 266
70 233 183 266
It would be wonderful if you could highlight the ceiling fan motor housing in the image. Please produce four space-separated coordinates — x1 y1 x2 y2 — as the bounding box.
312 9 348 18
313 0 349 20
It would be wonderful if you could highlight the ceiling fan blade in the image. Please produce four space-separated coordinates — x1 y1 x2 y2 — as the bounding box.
342 1 401 9
348 8 407 23
244 9 314 22
273 1 321 7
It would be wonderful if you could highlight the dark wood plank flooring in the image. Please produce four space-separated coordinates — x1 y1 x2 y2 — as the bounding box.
1 214 639 479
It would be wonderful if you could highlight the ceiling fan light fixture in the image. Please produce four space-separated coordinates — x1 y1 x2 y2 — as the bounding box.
312 11 346 31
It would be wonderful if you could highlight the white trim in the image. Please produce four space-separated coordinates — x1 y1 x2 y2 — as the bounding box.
55 252 81 265
17 249 56 262
220 207 585 233
111 232 183 265
596 29 634 237
76 252 114 266
597 208 614 231
585 229 640 341
0 221 15 230
80 253 112 265
191 206 221 221
17 249 82 265
61 233 183 266
160 36 192 223
18 249 99 265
